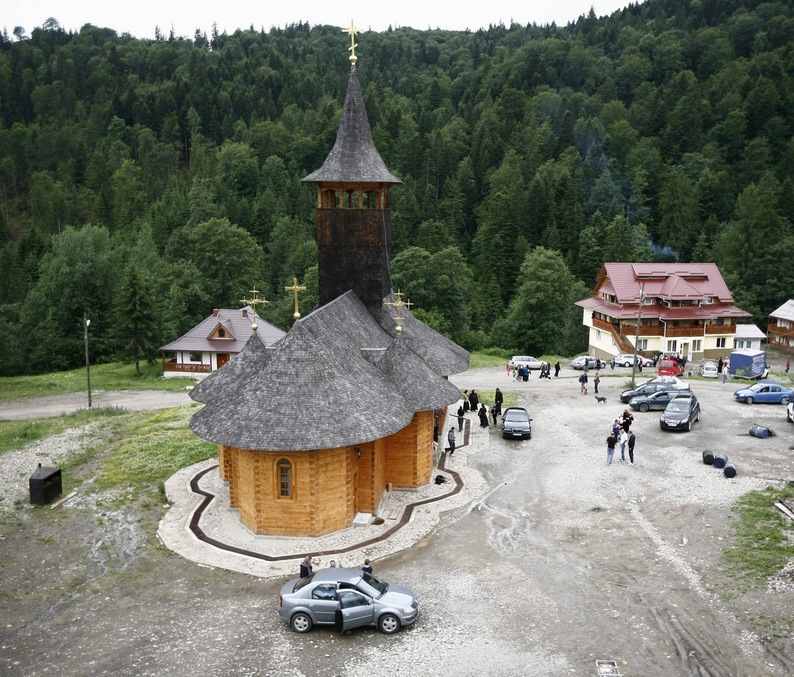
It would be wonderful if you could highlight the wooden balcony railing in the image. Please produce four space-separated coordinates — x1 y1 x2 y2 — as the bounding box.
666 326 705 337
163 363 212 374
705 324 736 335
768 325 794 338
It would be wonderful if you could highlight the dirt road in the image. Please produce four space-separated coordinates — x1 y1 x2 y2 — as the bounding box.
1 368 793 675
0 390 192 420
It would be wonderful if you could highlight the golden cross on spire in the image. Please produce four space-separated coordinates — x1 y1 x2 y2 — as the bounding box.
240 287 269 332
384 289 413 334
284 277 307 320
342 22 359 63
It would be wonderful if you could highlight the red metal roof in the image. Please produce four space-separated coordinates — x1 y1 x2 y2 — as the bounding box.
600 263 736 304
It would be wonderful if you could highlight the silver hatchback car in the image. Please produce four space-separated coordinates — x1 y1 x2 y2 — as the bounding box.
278 567 420 635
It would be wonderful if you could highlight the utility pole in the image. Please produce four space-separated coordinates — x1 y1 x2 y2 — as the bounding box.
630 283 645 388
83 314 92 408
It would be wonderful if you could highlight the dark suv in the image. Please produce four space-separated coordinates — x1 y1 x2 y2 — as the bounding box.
660 393 700 431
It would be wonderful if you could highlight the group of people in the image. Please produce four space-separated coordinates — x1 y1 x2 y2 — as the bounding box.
299 556 373 578
509 362 561 380
605 410 636 465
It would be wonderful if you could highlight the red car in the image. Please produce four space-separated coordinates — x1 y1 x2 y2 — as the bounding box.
657 359 685 377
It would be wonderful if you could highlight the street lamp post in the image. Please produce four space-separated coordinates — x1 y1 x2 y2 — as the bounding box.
83 314 92 409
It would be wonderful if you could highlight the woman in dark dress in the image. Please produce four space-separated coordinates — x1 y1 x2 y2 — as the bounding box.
478 404 489 428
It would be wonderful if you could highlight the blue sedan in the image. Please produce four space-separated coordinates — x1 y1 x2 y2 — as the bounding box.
733 381 793 405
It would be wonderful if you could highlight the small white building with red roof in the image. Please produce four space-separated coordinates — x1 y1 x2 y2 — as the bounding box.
159 307 285 378
576 263 751 362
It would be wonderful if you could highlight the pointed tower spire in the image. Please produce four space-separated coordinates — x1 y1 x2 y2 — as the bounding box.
302 34 402 312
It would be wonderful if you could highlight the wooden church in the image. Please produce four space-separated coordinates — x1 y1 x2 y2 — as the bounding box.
188 33 469 537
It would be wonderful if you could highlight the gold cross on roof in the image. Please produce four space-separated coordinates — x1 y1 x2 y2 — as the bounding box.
285 277 307 320
342 21 359 63
240 288 269 331
385 289 413 334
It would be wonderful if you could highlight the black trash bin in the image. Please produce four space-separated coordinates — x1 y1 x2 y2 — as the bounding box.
29 464 62 506
702 450 714 465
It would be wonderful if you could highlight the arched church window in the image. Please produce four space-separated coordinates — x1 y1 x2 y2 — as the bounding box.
277 458 292 498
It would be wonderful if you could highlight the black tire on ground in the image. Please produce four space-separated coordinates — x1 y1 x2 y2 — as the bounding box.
291 612 313 633
639 403 649 413
378 613 401 635
746 397 754 405
781 397 789 405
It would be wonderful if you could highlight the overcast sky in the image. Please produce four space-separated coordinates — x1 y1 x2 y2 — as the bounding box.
6 1 640 40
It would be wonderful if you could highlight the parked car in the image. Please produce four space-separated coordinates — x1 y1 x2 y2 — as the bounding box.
698 361 719 378
620 378 689 404
614 353 654 368
787 401 794 423
630 389 694 413
278 568 420 635
508 355 543 371
657 359 686 377
733 381 793 405
660 393 700 431
646 375 690 389
501 407 532 440
570 355 606 370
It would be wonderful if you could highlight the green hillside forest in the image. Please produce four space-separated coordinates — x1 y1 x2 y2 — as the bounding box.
1 0 793 376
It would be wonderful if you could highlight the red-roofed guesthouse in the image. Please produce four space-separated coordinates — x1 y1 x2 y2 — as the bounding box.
575 263 751 363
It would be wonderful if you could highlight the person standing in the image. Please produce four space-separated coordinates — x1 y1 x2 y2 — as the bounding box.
478 404 489 428
457 405 465 431
606 430 617 465
494 387 503 414
469 389 479 412
447 427 456 455
462 390 470 413
717 356 723 373
554 361 561 377
628 431 636 466
593 372 600 394
300 556 313 578
362 559 373 574
787 358 790 374
610 356 615 370
618 427 628 463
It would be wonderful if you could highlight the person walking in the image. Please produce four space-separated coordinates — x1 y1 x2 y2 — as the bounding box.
457 405 465 431
610 356 615 370
579 372 588 395
606 430 617 465
478 403 489 428
554 361 561 377
628 430 636 465
469 389 480 412
618 427 628 463
447 427 456 455
491 406 499 426
593 371 600 394
787 358 790 374
362 558 373 574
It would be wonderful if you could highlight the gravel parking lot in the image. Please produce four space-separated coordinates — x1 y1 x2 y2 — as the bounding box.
1 366 793 676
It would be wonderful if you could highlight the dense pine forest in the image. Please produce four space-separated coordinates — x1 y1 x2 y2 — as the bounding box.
1 0 793 376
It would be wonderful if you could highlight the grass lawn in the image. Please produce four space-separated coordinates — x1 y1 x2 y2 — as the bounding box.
0 362 196 401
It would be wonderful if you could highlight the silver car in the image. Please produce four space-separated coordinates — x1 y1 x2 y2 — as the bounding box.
570 355 606 370
698 361 719 378
278 567 420 635
614 353 654 368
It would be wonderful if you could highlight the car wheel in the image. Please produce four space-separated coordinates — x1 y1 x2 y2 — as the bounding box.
378 613 401 635
781 397 790 405
290 612 313 633
745 396 754 405
639 403 649 413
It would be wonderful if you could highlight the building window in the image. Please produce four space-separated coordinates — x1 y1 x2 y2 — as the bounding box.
692 340 702 352
277 459 292 498
188 352 202 362
666 340 677 353
716 338 726 348
637 339 648 351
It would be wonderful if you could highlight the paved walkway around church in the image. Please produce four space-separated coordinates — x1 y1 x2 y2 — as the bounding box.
157 406 490 579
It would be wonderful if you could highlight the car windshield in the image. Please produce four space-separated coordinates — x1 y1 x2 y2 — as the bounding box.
747 383 766 392
359 571 388 597
505 412 525 422
666 401 689 412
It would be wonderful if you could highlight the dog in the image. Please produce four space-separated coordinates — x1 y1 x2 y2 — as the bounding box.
594 395 607 404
